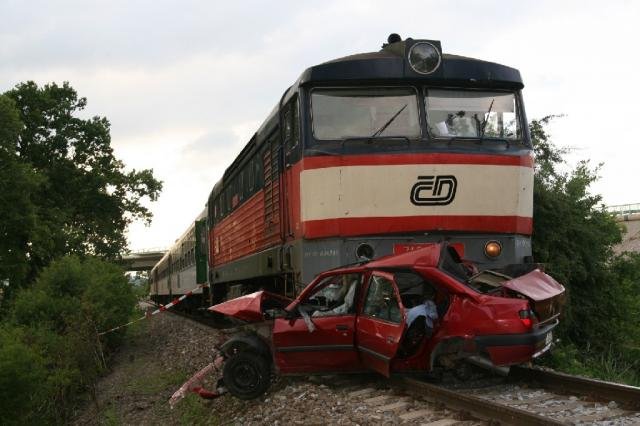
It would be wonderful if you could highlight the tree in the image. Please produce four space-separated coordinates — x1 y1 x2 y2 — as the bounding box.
0 82 162 296
531 116 640 383
0 95 42 293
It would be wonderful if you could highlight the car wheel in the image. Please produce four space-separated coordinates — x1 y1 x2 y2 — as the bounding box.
222 351 271 400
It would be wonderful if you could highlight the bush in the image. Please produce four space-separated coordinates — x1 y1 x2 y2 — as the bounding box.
531 116 640 384
12 256 136 348
4 256 136 422
0 326 49 425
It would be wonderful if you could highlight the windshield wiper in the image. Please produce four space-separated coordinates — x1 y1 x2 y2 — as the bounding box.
478 98 494 143
341 136 410 149
371 104 408 138
305 148 340 156
480 136 511 149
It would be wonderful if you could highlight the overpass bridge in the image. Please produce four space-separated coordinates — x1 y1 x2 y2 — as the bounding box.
608 204 640 254
118 248 167 271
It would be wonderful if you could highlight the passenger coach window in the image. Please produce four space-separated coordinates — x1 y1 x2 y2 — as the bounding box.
311 88 421 140
425 89 520 141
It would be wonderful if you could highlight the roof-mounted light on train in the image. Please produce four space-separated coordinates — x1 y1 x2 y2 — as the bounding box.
484 241 502 259
408 41 441 75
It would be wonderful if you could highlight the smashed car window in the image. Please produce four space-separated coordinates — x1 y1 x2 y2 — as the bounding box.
304 273 361 317
438 245 514 295
362 275 402 324
439 246 469 282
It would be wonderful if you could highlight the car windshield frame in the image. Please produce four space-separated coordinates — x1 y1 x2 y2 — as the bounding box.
309 86 423 142
424 88 523 143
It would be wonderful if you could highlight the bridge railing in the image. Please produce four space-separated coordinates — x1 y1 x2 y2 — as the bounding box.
606 203 640 216
124 247 169 256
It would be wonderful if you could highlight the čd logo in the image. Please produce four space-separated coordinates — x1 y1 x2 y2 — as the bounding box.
410 175 457 206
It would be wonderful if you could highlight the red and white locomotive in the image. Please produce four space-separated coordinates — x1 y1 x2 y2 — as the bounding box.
204 35 534 303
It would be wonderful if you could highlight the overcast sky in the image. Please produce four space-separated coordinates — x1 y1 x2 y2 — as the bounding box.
1 0 638 251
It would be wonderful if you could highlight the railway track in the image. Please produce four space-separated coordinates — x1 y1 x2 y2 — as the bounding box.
396 366 640 425
143 301 640 424
144 299 232 329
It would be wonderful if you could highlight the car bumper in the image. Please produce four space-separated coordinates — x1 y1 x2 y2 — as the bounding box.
474 320 558 366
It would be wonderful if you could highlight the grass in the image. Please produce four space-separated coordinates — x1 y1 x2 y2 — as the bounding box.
126 369 187 395
100 406 120 426
543 343 640 387
176 394 221 426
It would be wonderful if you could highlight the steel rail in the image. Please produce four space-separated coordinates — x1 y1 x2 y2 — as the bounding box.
398 377 562 426
509 366 640 409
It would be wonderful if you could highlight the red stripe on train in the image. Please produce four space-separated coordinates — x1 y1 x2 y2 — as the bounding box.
301 152 534 170
302 215 533 239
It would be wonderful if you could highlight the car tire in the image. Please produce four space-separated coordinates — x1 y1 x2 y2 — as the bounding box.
222 351 271 400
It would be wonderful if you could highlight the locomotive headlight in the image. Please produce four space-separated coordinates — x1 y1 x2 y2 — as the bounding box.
356 243 375 260
484 241 502 258
408 42 441 75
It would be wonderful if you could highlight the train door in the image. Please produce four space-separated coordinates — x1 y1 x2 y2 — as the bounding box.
282 95 300 241
195 219 208 284
167 254 173 299
153 269 159 299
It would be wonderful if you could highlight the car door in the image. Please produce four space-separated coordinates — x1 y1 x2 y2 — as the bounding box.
355 271 406 377
272 272 362 374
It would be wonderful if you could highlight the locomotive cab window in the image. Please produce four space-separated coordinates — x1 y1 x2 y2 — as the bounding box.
425 89 520 142
311 88 421 141
283 97 300 152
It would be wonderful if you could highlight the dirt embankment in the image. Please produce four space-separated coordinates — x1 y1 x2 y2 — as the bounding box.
72 309 475 425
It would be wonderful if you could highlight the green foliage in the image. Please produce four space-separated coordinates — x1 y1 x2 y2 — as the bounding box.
531 116 640 384
0 326 49 425
100 406 121 426
178 394 220 426
547 343 639 387
2 256 136 423
0 95 43 293
12 256 135 347
0 82 162 299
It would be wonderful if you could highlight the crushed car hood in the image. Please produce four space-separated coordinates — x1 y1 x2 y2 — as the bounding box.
208 291 292 323
502 270 565 301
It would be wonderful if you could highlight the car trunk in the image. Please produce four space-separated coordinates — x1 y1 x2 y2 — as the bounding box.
469 269 565 325
501 270 565 325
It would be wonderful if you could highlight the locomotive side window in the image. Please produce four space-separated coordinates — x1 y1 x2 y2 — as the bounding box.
246 160 255 193
254 154 263 189
425 89 520 141
311 88 421 140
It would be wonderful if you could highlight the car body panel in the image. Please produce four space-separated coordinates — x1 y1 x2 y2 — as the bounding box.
501 270 564 301
272 315 359 373
355 271 406 377
209 291 291 322
211 244 566 377
366 243 441 269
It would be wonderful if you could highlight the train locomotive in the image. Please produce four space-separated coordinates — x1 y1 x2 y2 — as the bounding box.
150 34 534 307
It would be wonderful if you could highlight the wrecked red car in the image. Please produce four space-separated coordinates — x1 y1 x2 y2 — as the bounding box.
210 244 565 399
